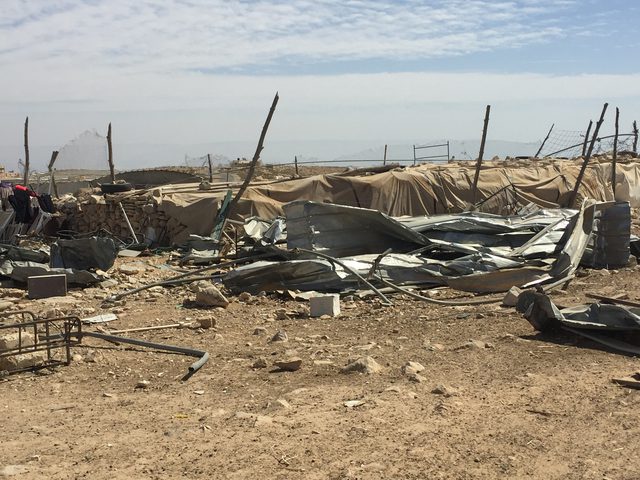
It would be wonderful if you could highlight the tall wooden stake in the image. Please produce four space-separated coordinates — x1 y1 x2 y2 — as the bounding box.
633 120 638 154
383 144 388 166
534 123 554 158
612 107 619 200
23 116 29 185
582 120 593 157
294 155 299 176
207 153 213 182
227 92 279 219
472 105 491 203
568 103 608 208
47 150 59 197
107 122 115 183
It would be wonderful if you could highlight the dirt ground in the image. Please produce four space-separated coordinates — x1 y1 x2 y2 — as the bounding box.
1 256 640 480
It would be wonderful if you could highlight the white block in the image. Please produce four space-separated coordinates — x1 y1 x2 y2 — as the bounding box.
310 294 341 317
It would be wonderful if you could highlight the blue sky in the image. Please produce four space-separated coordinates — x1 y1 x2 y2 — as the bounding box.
1 0 639 168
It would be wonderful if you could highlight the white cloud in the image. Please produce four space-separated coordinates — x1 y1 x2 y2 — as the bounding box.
0 0 574 74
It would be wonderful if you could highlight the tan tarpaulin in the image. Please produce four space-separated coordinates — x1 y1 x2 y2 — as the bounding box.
235 160 639 219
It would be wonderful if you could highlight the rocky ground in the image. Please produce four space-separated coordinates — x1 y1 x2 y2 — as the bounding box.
1 255 640 479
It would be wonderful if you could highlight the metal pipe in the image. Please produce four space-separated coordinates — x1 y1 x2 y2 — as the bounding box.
77 331 209 374
118 202 139 244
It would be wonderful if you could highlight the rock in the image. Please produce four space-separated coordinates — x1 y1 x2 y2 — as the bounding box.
199 317 216 329
135 380 150 389
118 264 143 275
195 286 229 308
84 349 99 363
344 399 366 408
402 361 425 376
455 339 492 350
238 292 252 302
269 330 288 343
274 308 288 320
252 357 268 369
253 326 268 336
99 279 118 289
408 373 426 383
72 353 83 363
424 341 445 351
274 357 303 372
431 384 459 397
342 356 383 374
0 301 13 311
502 286 522 307
628 255 638 268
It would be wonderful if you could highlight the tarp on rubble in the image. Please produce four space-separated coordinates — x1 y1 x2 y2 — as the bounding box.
233 160 640 219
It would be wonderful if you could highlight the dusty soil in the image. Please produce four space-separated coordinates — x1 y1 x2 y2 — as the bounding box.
1 257 640 479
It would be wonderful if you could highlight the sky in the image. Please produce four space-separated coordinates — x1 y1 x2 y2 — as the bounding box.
1 0 640 170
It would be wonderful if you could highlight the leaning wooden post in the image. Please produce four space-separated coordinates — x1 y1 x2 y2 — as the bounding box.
582 120 593 157
472 105 491 203
23 116 30 185
534 123 554 158
567 103 608 208
612 107 619 200
633 121 638 154
226 92 279 220
107 122 115 183
383 144 388 166
47 150 59 197
294 155 299 176
207 153 213 182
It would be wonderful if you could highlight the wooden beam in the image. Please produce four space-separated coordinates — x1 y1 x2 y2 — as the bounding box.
383 144 388 166
582 120 593 157
107 122 115 183
567 103 608 208
294 155 299 176
534 123 554 158
23 116 29 185
207 153 213 182
47 150 59 197
472 105 491 203
633 120 638 154
612 107 619 200
226 92 279 219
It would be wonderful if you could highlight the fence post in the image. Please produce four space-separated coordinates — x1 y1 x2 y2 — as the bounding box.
582 120 593 157
472 105 491 203
294 155 299 175
383 144 388 166
534 123 554 158
612 107 619 200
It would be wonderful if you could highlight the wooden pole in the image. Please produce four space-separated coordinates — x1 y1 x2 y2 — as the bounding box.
294 155 299 176
47 150 59 197
534 123 554 158
207 153 213 182
568 103 608 208
612 107 619 200
582 120 593 157
472 105 491 203
383 144 388 166
633 120 638 154
107 122 115 183
23 116 29 185
226 92 279 219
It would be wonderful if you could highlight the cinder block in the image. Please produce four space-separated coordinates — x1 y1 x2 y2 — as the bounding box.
28 274 67 299
310 294 341 317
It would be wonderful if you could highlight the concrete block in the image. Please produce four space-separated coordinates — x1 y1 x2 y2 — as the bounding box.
310 294 341 317
502 286 522 307
28 274 67 299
